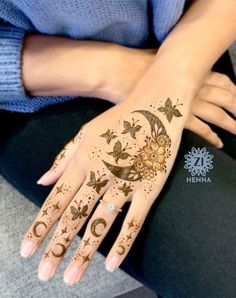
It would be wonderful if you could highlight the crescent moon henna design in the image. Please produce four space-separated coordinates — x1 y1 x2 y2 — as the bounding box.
117 245 126 255
32 221 47 238
52 243 67 258
102 109 172 181
90 218 107 237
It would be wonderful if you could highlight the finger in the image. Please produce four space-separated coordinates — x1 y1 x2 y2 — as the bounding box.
191 99 236 135
37 122 90 186
205 72 236 96
105 188 152 272
185 115 223 148
63 182 133 285
197 84 236 116
37 171 113 281
20 159 86 258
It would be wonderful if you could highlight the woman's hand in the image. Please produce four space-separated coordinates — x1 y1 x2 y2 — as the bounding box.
20 93 188 285
185 71 236 148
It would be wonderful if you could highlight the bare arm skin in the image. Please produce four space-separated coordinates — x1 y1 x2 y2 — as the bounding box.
21 34 155 103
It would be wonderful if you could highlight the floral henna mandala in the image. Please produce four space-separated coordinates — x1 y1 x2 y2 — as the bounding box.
102 109 173 182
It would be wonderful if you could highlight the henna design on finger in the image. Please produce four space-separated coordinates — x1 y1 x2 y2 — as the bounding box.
63 235 71 244
60 227 67 235
44 251 50 259
121 118 142 139
70 200 88 221
81 252 91 265
52 201 60 212
100 129 117 144
83 237 91 247
42 208 48 217
118 182 133 196
103 109 172 181
115 218 140 256
32 221 47 238
52 243 67 258
56 183 71 195
158 98 183 123
86 171 109 194
90 218 107 237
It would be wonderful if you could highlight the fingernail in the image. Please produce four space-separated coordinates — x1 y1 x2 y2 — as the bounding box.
37 171 51 185
38 261 54 281
64 266 82 285
20 240 36 258
105 255 120 272
217 140 224 148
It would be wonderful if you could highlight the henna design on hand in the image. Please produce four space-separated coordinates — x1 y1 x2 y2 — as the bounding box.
121 118 142 139
56 183 71 195
100 129 117 144
107 140 131 164
102 109 172 181
52 243 67 258
32 221 47 238
83 237 91 247
118 182 133 196
70 200 88 221
86 171 109 194
90 218 107 237
157 98 183 123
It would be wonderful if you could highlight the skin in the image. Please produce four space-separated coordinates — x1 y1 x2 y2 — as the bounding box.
20 0 236 286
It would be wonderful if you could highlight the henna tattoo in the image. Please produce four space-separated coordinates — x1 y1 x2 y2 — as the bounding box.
52 243 67 258
86 171 109 194
90 218 107 237
56 183 71 195
52 201 60 211
32 221 47 238
63 235 71 243
158 98 183 123
103 109 172 181
127 219 135 229
107 140 131 164
83 236 91 247
60 227 67 235
100 129 117 144
42 208 48 217
118 182 133 196
121 118 142 139
44 251 50 259
81 252 91 265
115 218 140 256
70 200 88 221
117 245 125 255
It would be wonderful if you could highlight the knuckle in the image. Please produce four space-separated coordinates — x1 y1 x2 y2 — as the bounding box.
202 126 212 137
221 74 231 89
215 109 225 122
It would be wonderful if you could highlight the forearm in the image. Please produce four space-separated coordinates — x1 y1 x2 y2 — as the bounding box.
21 34 122 99
153 0 236 88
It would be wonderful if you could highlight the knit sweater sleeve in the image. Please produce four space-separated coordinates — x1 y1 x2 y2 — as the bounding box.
0 23 27 100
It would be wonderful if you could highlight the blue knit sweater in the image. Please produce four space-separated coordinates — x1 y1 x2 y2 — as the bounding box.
0 0 187 113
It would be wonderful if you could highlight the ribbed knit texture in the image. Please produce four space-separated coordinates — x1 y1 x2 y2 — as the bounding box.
0 0 187 112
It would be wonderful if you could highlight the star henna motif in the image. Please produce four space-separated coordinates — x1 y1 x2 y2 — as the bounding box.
63 235 70 243
83 237 91 247
44 251 50 259
42 208 48 217
81 252 91 265
53 201 60 211
126 233 132 241
56 184 64 194
60 227 67 235
127 219 135 229
59 151 66 160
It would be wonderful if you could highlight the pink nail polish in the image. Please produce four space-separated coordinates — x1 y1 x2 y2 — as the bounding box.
38 261 54 281
37 171 50 185
64 266 82 285
20 240 36 258
105 255 120 272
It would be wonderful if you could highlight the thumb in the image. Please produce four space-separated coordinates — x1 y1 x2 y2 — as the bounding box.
36 122 90 186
